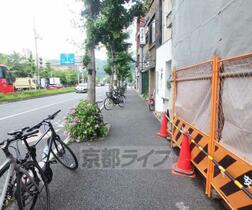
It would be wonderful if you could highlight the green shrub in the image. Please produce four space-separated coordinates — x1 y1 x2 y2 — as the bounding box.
0 87 74 103
65 100 108 142
142 93 148 100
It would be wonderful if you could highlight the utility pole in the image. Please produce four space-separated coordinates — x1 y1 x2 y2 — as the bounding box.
139 27 146 94
33 17 41 89
76 64 80 84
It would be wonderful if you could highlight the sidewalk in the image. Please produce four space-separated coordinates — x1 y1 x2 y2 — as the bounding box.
49 89 224 210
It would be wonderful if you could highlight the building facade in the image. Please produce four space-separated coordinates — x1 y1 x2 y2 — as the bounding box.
135 0 162 98
155 0 173 112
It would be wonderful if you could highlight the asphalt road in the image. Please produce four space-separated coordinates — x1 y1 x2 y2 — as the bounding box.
0 86 108 162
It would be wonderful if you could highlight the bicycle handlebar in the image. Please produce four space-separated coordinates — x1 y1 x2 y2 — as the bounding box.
0 130 39 147
46 109 61 121
27 110 61 132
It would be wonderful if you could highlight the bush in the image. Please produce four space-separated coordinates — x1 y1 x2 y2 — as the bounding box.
65 100 108 142
0 87 74 103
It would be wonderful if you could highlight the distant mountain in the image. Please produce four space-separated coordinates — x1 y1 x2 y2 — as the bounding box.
48 57 108 79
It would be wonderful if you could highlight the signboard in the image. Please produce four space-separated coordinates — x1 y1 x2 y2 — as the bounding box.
139 27 146 45
60 53 75 65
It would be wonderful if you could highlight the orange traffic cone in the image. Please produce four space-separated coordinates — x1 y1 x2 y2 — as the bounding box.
172 131 195 178
157 112 168 138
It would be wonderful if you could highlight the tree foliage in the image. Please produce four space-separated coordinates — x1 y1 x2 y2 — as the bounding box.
81 0 144 85
0 52 77 86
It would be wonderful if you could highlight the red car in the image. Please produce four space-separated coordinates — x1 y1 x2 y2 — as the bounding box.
47 84 63 90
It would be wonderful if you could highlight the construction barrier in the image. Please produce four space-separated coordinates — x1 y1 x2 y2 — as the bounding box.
170 53 252 210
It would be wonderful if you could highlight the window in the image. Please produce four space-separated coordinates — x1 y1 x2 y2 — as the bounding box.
166 11 172 28
0 67 3 78
0 66 7 78
149 19 155 44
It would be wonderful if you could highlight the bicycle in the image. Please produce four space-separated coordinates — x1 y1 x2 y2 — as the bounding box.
26 110 79 178
148 94 155 111
148 90 155 111
0 128 49 210
1 110 79 209
104 90 126 110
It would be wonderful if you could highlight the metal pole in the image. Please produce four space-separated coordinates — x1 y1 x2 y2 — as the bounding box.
34 33 39 87
141 45 144 94
171 70 177 148
76 64 80 84
82 68 84 83
33 18 40 89
206 55 220 197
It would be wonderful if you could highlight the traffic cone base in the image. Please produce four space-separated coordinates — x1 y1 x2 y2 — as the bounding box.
172 168 196 178
172 163 196 178
157 113 168 138
157 132 168 138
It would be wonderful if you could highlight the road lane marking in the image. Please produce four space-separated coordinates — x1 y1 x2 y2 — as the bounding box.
0 97 81 121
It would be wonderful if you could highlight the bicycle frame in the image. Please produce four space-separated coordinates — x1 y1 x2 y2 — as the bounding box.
23 121 56 166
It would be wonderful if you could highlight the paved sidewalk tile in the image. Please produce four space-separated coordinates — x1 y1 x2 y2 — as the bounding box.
49 90 225 210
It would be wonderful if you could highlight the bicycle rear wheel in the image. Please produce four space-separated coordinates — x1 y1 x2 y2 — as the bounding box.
16 161 50 210
104 97 114 110
51 135 78 170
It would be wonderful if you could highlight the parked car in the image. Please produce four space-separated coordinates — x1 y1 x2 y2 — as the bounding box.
14 77 36 90
47 84 62 90
75 83 88 93
97 82 105 87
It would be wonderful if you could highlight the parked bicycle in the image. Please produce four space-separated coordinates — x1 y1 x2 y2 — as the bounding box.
0 128 49 210
116 84 127 97
148 91 155 111
0 110 78 209
104 90 126 110
26 110 78 174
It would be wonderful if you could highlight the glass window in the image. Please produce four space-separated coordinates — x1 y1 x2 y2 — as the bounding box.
0 66 7 78
151 20 155 43
149 19 155 44
166 11 172 28
0 67 3 78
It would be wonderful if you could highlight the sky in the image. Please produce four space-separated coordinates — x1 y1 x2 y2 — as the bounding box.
0 0 107 60
0 0 136 61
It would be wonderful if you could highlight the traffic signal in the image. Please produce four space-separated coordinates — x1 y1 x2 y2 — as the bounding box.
39 57 43 68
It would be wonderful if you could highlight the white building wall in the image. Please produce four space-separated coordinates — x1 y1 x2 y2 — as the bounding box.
155 39 172 112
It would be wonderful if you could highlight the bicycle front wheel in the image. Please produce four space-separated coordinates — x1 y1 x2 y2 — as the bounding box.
51 135 78 170
16 161 50 210
104 97 114 110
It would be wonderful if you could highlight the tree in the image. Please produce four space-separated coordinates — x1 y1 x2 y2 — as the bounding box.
81 0 144 96
0 53 9 64
82 0 101 104
94 0 144 87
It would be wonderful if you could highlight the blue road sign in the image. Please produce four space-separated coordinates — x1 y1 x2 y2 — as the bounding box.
60 53 75 65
